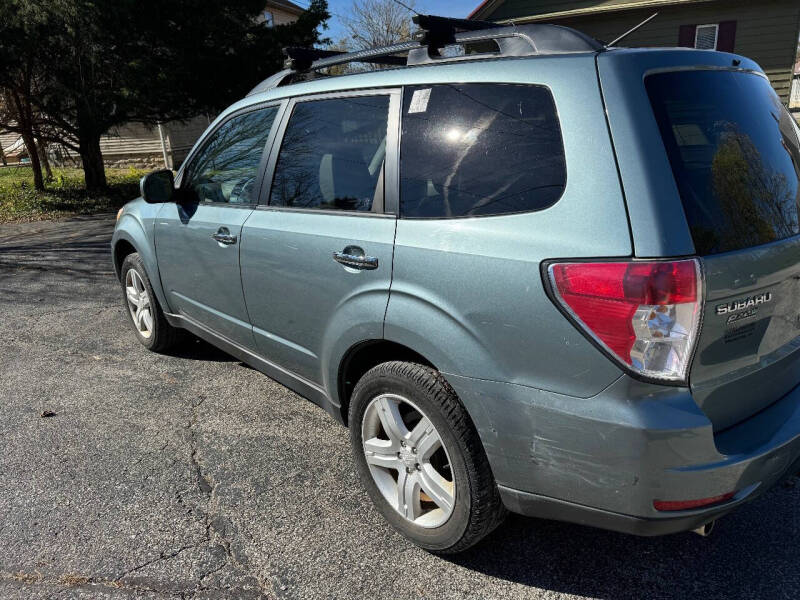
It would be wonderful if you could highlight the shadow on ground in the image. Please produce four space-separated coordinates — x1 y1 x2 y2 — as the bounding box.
445 487 799 598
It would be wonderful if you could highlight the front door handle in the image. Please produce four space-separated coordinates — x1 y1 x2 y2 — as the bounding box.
333 246 378 270
212 227 237 245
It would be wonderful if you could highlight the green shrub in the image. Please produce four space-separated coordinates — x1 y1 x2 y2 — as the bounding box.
0 167 144 223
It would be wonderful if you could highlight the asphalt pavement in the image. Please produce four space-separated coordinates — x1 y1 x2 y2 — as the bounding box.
1 214 798 599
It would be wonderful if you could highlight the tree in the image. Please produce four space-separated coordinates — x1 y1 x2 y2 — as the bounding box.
343 0 416 50
0 6 51 190
0 0 329 192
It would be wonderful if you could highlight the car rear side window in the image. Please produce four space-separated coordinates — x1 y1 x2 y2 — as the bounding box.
269 95 390 212
183 106 278 205
400 83 566 218
646 70 800 255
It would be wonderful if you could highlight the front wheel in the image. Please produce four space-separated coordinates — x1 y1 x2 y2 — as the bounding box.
349 361 506 553
120 252 179 353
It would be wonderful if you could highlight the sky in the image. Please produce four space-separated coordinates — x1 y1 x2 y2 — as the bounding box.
288 0 482 44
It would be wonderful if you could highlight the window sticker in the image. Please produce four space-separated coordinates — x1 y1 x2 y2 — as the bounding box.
408 88 431 113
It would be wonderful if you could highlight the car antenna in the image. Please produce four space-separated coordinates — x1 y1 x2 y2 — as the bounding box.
606 12 658 47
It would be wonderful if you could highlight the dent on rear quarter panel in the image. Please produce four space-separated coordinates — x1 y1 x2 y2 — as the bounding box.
447 372 720 516
386 55 631 400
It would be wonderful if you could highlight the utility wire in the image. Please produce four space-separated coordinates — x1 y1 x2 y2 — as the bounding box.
390 0 421 15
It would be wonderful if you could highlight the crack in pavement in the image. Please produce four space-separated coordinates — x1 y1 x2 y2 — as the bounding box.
40 393 276 598
114 543 198 583
0 569 176 598
183 395 270 598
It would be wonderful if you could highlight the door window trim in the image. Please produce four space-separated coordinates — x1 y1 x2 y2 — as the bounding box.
175 99 288 209
257 88 401 218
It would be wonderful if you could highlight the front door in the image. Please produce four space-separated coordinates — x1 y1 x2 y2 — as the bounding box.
155 104 281 347
241 90 400 385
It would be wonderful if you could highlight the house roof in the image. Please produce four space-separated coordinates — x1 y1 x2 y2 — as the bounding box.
468 0 501 19
266 0 304 16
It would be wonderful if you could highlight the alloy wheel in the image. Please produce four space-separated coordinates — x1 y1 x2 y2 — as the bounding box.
361 393 456 528
125 269 153 339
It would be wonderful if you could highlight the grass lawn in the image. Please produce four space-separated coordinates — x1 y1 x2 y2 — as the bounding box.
0 166 145 224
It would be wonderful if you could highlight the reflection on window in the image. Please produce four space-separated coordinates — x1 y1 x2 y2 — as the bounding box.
184 107 278 204
647 71 800 254
400 84 566 218
269 96 390 212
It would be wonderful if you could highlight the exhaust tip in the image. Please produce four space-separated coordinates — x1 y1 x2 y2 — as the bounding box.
692 521 715 537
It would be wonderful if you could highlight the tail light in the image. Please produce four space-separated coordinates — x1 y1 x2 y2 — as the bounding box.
546 259 702 382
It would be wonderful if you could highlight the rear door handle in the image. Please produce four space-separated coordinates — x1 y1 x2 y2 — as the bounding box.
212 227 237 245
333 247 378 270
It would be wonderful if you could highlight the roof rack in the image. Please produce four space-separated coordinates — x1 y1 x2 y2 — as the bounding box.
246 15 603 97
411 14 499 50
283 47 408 71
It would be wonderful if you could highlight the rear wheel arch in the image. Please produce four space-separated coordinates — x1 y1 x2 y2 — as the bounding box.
337 340 436 426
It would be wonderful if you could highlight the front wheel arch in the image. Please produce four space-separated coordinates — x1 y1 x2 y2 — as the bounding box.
113 239 137 280
111 228 171 314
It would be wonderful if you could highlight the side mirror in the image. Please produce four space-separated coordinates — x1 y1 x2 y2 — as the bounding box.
140 169 175 204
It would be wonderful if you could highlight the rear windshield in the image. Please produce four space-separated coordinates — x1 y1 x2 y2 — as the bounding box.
646 70 800 255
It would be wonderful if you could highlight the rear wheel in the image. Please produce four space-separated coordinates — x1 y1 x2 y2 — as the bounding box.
120 253 179 353
349 361 505 553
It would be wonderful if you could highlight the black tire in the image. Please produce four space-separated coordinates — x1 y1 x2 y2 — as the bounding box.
349 361 506 553
120 253 179 353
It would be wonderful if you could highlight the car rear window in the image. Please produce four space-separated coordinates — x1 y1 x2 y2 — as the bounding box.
646 70 800 255
400 83 566 218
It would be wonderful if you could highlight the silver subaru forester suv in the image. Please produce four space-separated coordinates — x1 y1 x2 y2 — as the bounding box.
112 17 800 552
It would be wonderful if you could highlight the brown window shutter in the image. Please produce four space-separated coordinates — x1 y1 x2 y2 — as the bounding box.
678 24 697 47
717 21 737 52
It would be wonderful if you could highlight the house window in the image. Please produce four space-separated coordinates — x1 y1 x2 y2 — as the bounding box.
263 10 274 27
791 76 800 109
694 24 718 50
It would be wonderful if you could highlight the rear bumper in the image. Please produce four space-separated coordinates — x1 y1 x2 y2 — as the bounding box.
498 485 744 536
446 372 800 535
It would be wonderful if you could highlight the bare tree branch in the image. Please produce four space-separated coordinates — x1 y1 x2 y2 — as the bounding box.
343 0 416 50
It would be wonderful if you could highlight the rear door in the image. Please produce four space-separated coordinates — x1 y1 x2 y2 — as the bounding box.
645 68 800 431
155 104 281 348
240 90 399 385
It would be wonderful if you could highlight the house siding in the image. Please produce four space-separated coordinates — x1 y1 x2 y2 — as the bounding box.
0 131 20 160
163 116 213 168
100 123 165 158
256 0 304 26
488 0 712 19
259 6 302 26
480 0 800 104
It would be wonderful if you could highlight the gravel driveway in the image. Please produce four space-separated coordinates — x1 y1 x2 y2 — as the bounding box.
1 214 798 599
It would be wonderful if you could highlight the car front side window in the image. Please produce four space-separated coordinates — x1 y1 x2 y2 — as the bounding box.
183 106 278 205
